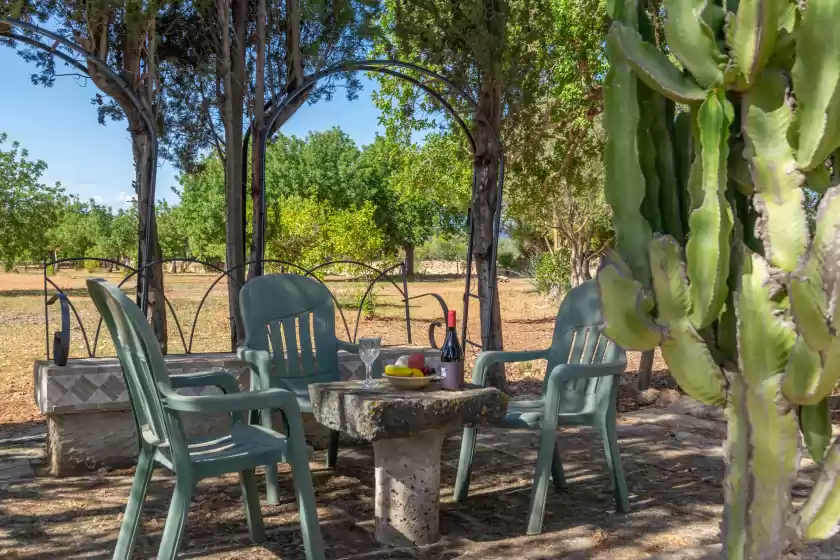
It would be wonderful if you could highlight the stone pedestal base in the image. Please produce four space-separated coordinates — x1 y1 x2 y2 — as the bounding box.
373 429 445 546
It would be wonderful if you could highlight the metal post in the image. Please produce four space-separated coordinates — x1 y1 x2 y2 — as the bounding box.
43 256 50 360
401 262 412 344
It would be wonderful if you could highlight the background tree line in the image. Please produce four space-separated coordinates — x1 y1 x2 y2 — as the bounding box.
0 127 473 272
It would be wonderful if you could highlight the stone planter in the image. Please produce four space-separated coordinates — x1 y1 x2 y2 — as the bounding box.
34 346 440 476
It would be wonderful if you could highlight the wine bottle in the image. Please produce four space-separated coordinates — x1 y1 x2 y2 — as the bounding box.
439 310 464 390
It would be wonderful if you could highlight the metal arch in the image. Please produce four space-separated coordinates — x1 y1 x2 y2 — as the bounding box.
243 59 504 274
1 18 160 315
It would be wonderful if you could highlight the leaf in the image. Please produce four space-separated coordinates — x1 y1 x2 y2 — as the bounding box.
743 69 808 272
728 0 785 85
801 398 832 463
608 23 708 104
663 0 727 88
686 90 733 329
792 0 840 170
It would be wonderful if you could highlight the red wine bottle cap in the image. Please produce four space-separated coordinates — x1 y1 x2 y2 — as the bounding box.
447 310 456 328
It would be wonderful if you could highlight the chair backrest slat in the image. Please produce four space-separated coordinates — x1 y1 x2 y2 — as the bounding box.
282 317 302 377
267 323 288 377
297 312 316 375
545 280 626 415
240 275 341 383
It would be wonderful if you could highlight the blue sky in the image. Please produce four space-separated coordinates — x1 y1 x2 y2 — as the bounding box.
0 47 386 208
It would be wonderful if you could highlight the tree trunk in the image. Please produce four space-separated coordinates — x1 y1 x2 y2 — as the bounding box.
404 244 415 278
170 259 177 274
219 0 247 349
247 0 268 282
132 125 167 354
80 16 167 350
472 79 506 392
569 246 592 287
637 349 654 390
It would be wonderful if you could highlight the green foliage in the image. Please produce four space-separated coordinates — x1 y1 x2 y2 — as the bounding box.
496 237 521 270
178 127 468 267
534 250 571 297
598 0 840 553
417 235 468 262
0 133 64 270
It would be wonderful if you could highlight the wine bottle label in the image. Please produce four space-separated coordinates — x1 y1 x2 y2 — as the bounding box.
440 360 464 390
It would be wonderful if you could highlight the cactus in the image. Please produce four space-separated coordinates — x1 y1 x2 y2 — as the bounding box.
599 0 840 557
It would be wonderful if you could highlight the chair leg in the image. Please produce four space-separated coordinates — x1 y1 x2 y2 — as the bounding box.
289 447 326 560
240 469 266 543
527 423 558 535
156 479 193 560
326 430 340 469
113 447 155 560
454 427 478 502
550 439 567 490
260 408 282 504
598 418 630 513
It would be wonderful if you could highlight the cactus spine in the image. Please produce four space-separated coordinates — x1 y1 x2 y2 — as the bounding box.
598 0 840 557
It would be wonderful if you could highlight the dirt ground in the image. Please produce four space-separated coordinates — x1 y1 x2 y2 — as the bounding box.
3 268 738 560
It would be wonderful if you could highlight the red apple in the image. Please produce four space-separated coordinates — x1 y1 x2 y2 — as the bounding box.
407 353 425 370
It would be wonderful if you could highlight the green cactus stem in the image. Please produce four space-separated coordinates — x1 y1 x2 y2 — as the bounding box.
662 0 727 89
685 90 733 329
798 442 840 541
792 0 840 170
597 253 662 350
649 236 726 405
784 187 840 405
722 371 748 559
727 0 784 86
604 36 652 287
742 69 807 272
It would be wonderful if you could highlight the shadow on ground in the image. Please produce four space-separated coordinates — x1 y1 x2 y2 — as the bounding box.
1 409 838 559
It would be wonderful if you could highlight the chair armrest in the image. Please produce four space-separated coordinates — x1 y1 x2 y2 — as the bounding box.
545 361 626 394
238 346 272 391
471 349 549 386
162 387 302 417
170 370 240 395
336 340 359 354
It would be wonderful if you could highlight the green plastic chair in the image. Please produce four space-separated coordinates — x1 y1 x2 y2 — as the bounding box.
238 274 371 502
86 279 325 560
454 279 629 535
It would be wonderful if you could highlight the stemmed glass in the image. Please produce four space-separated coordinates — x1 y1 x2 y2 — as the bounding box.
359 337 381 390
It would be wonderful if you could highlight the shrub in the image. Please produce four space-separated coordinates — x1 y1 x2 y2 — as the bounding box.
534 250 571 297
417 235 468 261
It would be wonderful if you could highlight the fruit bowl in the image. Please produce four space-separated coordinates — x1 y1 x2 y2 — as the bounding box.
383 373 439 390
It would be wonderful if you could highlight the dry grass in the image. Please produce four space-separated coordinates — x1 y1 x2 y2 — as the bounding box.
0 269 594 426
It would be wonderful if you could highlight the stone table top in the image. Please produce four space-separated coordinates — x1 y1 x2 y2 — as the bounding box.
309 379 507 441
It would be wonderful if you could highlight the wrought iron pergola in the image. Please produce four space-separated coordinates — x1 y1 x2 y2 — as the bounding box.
244 60 505 350
1 18 506 351
0 17 160 313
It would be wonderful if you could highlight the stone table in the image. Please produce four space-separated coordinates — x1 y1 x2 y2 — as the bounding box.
309 379 507 547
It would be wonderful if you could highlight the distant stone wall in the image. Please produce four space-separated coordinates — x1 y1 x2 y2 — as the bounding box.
416 260 476 276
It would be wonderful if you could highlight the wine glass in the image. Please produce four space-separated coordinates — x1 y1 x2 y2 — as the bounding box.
359 337 381 390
